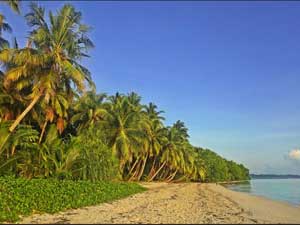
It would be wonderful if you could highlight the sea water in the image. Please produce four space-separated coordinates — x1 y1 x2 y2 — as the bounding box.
225 179 300 206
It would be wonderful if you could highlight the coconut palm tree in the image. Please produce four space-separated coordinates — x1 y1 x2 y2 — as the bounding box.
0 121 38 157
173 120 189 141
127 92 142 111
0 3 94 134
128 104 166 181
0 81 25 122
143 102 165 122
188 152 206 182
147 126 176 181
0 15 12 49
133 119 167 181
103 94 145 176
0 38 30 123
71 91 107 133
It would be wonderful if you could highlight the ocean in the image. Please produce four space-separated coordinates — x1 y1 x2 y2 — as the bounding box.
225 179 300 206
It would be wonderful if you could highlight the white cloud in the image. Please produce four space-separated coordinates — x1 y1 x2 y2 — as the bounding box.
288 149 300 161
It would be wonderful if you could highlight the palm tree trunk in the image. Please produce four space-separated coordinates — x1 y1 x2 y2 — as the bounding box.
137 153 148 181
128 169 139 181
9 93 42 132
148 161 167 182
119 159 127 178
166 169 178 182
39 120 48 144
128 160 142 181
161 167 170 180
127 157 140 176
165 171 173 181
148 158 156 177
11 146 16 156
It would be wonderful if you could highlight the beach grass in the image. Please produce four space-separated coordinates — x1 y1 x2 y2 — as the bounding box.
0 176 146 222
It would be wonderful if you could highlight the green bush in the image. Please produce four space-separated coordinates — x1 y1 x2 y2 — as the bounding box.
74 127 120 181
0 176 145 222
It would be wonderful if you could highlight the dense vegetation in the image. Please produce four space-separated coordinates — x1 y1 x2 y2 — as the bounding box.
197 148 250 182
0 176 145 222
0 1 250 183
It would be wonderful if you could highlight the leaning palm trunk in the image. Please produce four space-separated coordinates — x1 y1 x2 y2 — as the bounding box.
148 161 166 182
166 169 178 182
11 146 16 156
127 157 140 177
128 161 142 181
160 167 170 180
38 120 48 144
158 167 167 180
147 158 156 179
128 169 139 181
137 153 148 181
9 93 42 132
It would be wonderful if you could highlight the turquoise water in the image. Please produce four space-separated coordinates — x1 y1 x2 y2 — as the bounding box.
225 179 300 206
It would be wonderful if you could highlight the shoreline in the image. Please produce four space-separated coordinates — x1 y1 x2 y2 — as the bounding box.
219 181 299 207
20 182 300 224
216 180 250 184
211 183 300 224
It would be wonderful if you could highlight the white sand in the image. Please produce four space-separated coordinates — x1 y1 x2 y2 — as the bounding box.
19 182 300 224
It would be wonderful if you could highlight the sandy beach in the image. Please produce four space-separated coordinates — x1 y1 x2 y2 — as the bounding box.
19 182 300 224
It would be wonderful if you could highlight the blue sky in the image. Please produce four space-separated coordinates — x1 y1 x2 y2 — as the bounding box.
2 1 300 174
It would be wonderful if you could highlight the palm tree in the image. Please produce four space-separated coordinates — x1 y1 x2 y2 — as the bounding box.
0 121 38 157
0 3 94 133
147 122 188 181
132 119 166 181
103 94 145 176
0 82 25 122
127 92 142 111
0 15 12 49
128 104 166 181
173 120 189 141
188 152 206 182
37 91 70 144
0 38 30 124
71 91 107 133
143 102 165 122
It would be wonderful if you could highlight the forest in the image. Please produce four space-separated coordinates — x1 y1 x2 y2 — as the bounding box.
0 1 250 184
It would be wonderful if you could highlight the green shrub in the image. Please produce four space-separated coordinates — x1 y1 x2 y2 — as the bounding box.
74 127 120 181
0 176 145 222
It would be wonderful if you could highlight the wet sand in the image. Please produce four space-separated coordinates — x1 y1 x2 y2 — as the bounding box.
19 182 300 224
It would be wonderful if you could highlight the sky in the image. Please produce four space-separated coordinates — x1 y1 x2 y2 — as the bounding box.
1 1 300 174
